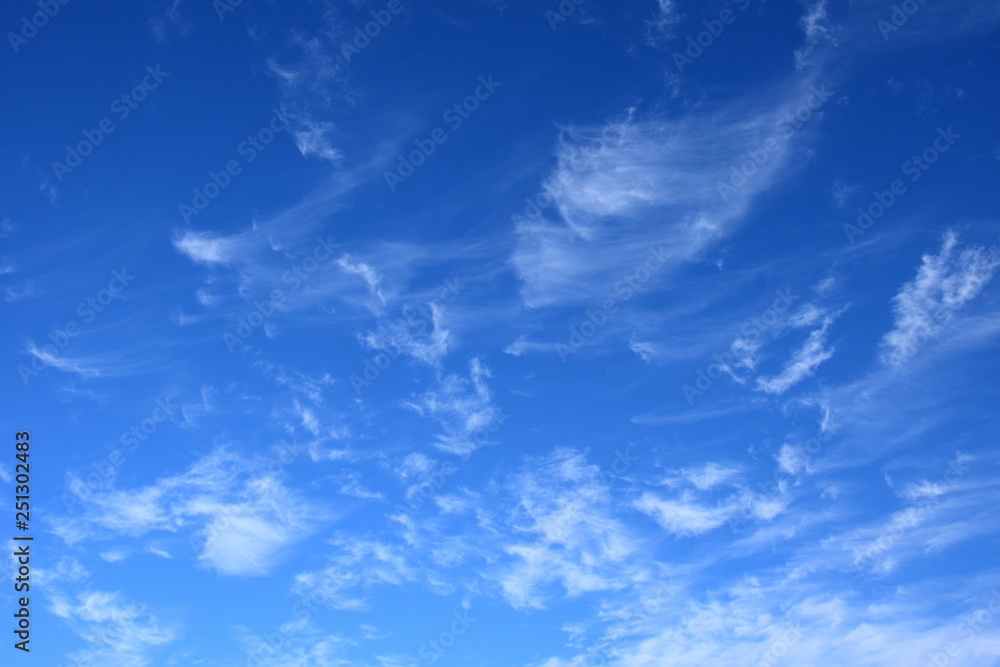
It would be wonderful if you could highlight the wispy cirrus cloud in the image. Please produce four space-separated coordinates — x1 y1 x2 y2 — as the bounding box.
24 342 103 379
290 116 343 163
880 231 999 369
755 313 838 395
172 230 242 265
292 536 417 611
49 590 178 667
53 449 328 576
511 73 831 309
492 449 645 610
338 252 385 304
403 358 504 456
633 492 737 536
664 462 742 490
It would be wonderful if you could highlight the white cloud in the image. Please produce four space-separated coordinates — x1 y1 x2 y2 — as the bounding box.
504 335 559 357
755 315 837 395
50 590 177 667
776 444 810 476
560 581 1000 666
880 231 1000 368
667 462 741 491
292 116 342 163
54 449 327 576
4 281 36 302
646 0 680 42
795 0 835 69
404 358 504 456
198 507 307 576
511 76 827 308
100 551 128 563
394 452 435 480
25 343 102 378
634 492 734 536
635 462 790 539
494 449 644 609
338 253 384 303
293 537 416 611
33 557 89 586
293 399 321 436
629 336 658 363
236 621 350 667
363 301 454 366
172 230 241 265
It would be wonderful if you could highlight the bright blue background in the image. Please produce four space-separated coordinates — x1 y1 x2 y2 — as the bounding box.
2 0 1000 665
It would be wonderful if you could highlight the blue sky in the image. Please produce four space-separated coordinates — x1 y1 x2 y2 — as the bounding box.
2 0 1000 665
